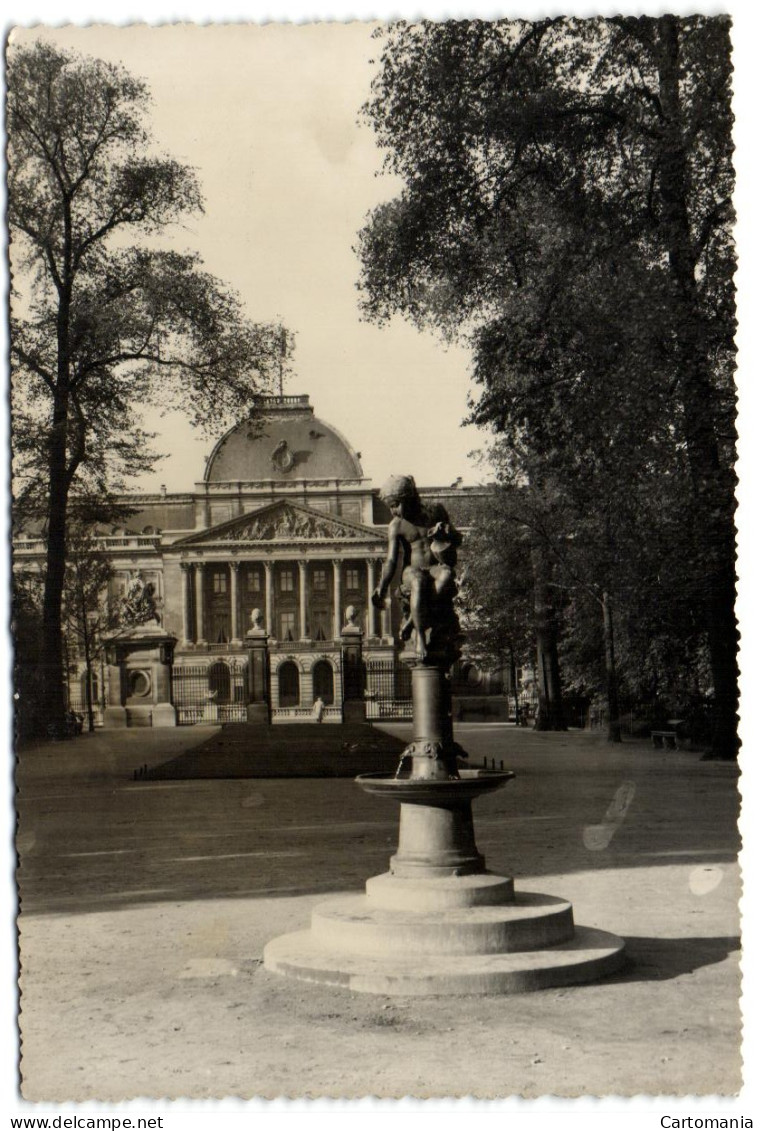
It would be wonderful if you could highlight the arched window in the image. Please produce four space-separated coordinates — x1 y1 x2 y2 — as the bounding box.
208 661 231 703
278 661 300 708
80 669 99 703
312 660 334 706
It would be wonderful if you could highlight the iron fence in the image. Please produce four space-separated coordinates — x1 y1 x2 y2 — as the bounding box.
363 658 413 720
67 689 104 728
172 658 249 725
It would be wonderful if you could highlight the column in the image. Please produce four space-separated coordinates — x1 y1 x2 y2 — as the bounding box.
194 563 205 643
366 558 376 638
180 564 192 645
264 560 274 637
298 560 309 640
378 557 392 638
332 558 342 639
230 560 241 642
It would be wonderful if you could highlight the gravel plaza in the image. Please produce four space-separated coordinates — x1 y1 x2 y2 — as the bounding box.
14 721 743 1101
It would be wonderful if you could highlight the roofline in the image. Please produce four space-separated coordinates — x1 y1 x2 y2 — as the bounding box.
202 398 364 483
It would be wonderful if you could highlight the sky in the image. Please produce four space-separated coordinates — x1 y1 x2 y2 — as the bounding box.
11 21 490 493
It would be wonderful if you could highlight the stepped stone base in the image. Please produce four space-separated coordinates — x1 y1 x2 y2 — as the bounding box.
263 870 625 996
264 920 624 996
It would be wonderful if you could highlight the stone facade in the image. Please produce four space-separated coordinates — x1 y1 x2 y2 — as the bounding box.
14 394 511 724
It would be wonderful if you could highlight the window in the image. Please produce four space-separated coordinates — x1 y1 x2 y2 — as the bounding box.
280 569 294 593
346 567 360 591
280 611 296 641
246 570 261 593
278 661 300 708
313 567 327 591
312 661 334 705
212 614 229 644
313 610 329 641
212 570 228 595
81 670 99 702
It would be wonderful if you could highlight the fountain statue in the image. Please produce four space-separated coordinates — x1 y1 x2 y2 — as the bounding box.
264 475 625 994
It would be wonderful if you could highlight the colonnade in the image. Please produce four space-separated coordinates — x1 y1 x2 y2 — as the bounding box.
179 557 390 646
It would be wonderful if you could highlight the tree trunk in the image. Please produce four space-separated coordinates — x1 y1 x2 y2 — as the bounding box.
531 541 566 731
39 389 71 739
656 16 739 759
38 269 73 740
80 581 95 734
508 640 521 727
602 590 622 743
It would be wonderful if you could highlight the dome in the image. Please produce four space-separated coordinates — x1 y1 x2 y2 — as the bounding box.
204 396 364 483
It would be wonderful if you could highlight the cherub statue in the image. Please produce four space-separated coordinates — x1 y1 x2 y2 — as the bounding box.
249 607 265 631
372 474 462 663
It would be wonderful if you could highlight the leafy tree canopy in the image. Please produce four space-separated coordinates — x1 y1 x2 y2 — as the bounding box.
358 16 737 754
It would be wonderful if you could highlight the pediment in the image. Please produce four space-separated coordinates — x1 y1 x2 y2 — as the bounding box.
174 500 382 546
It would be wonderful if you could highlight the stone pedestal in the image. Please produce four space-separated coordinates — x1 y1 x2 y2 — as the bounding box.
102 623 177 729
103 706 128 729
397 660 460 779
245 627 270 724
264 771 625 994
342 701 367 725
265 657 625 996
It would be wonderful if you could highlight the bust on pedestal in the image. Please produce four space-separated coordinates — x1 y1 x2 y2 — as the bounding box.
103 575 177 728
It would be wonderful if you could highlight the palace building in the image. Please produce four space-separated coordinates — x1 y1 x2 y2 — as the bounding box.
14 394 520 725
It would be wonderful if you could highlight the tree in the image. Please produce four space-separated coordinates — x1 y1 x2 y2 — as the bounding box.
358 17 736 757
11 574 45 745
61 504 126 733
8 41 290 737
456 487 535 711
459 482 567 730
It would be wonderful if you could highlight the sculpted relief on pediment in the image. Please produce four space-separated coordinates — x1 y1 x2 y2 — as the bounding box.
192 503 373 544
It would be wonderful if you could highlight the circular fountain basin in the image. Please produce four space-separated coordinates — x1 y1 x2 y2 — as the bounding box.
355 768 514 804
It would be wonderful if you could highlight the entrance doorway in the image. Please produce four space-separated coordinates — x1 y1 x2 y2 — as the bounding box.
278 661 300 707
312 660 334 706
208 660 231 703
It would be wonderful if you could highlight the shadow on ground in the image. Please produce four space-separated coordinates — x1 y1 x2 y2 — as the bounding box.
16 725 741 917
141 722 407 779
613 935 740 983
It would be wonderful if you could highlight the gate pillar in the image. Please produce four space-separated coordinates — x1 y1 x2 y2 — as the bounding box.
103 626 177 729
341 606 366 725
245 615 271 724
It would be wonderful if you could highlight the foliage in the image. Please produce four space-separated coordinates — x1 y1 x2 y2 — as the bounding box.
61 512 123 733
11 574 45 744
456 487 536 673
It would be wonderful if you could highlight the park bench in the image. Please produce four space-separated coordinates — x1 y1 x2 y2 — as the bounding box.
651 730 678 750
